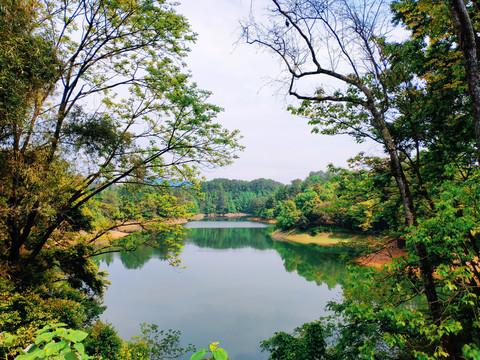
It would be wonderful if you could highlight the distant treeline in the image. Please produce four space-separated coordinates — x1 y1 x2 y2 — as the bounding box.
198 167 403 235
194 178 283 214
258 166 401 234
193 170 333 219
90 166 401 236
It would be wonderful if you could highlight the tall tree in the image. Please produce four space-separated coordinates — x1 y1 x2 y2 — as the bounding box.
242 0 444 346
447 0 480 162
0 0 240 295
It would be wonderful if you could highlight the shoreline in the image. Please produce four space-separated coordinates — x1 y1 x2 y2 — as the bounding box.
270 230 407 268
269 229 369 245
93 213 273 242
96 218 404 268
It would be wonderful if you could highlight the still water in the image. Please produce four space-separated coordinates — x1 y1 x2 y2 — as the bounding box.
97 221 347 360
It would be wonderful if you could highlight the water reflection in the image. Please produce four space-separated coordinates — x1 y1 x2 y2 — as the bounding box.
186 227 274 250
273 242 348 288
97 221 348 360
96 222 348 288
186 220 269 228
96 245 169 270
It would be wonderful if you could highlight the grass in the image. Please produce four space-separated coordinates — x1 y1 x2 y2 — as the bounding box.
271 229 406 267
272 230 371 246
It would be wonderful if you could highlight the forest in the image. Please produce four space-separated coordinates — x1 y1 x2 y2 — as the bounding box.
1 0 480 359
195 178 283 215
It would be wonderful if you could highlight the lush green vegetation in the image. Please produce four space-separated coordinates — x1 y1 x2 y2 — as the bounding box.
1 322 198 360
254 168 401 234
3 0 480 359
88 177 283 220
0 0 239 358
242 0 480 358
195 178 283 215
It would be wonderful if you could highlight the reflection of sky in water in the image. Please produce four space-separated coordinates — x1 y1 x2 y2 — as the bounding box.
100 223 344 360
185 220 270 228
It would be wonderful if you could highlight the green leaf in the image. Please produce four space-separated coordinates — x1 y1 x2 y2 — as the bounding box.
67 330 88 342
0 332 16 346
212 348 228 360
44 340 67 354
16 352 38 360
35 333 54 345
73 342 85 354
25 345 40 354
64 351 80 360
190 348 207 360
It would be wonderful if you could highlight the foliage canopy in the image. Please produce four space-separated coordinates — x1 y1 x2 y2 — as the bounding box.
244 0 480 358
0 0 241 341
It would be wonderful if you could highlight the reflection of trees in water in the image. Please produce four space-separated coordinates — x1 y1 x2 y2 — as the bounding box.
273 242 350 289
95 243 170 269
186 227 274 250
188 227 352 290
96 252 114 266
95 230 187 269
95 228 350 289
118 246 169 269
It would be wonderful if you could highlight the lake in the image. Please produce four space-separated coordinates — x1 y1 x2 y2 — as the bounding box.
97 221 347 360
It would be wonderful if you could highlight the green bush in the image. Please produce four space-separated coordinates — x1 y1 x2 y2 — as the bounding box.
84 321 122 359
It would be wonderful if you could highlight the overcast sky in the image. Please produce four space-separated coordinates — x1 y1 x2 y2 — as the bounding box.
177 0 381 184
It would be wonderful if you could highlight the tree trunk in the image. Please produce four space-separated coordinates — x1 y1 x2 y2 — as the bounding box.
371 109 450 356
448 0 480 164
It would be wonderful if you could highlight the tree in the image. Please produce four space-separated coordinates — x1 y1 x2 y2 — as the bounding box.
121 323 196 360
390 0 477 169
243 0 418 225
276 200 301 229
242 0 480 356
242 0 445 346
197 178 282 215
447 0 480 162
260 322 328 360
0 0 241 331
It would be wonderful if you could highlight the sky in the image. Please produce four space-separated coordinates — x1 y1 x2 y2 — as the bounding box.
177 0 381 184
